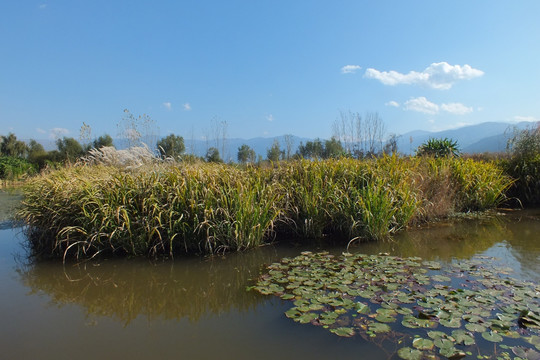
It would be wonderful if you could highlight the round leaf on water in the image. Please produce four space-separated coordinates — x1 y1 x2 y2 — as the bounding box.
330 327 355 337
397 347 423 360
368 322 391 333
465 322 486 333
412 337 434 350
355 302 370 315
402 316 437 329
451 329 475 346
440 317 462 328
375 314 396 323
481 331 503 343
280 293 296 300
297 312 318 324
527 335 540 350
427 331 447 340
512 346 540 360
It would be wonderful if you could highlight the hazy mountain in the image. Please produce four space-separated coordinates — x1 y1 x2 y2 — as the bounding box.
397 121 537 155
24 121 538 159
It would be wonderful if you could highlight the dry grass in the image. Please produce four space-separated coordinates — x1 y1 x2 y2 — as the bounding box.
17 155 513 259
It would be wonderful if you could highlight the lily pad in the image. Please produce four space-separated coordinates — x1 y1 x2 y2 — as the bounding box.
412 337 434 350
397 347 423 360
482 330 503 343
330 327 355 337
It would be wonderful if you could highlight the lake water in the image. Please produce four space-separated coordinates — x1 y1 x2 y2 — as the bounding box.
1 189 539 359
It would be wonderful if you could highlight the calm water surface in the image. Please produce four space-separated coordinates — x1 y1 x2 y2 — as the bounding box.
1 190 539 359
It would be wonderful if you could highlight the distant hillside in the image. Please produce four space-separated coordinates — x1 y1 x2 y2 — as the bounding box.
25 121 538 160
397 121 537 155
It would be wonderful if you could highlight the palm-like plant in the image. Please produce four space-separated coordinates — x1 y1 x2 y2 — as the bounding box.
416 138 461 158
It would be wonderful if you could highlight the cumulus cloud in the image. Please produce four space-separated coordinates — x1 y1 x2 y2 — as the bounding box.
385 100 400 108
341 65 362 74
266 114 274 122
441 102 473 115
36 128 47 134
365 62 484 90
403 97 473 116
183 103 191 111
404 97 439 115
163 102 172 110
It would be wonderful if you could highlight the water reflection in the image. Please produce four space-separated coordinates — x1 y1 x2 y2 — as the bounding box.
17 246 295 325
350 213 511 260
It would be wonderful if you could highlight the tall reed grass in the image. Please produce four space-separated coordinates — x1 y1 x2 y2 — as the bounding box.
18 154 512 259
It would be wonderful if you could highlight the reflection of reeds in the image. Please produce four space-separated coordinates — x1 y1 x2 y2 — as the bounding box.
18 155 512 259
18 246 284 324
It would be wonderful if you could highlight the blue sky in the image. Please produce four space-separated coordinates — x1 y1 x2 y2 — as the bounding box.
1 1 539 142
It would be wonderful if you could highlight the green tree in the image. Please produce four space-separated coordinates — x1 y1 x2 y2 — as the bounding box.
237 144 256 164
157 134 185 159
27 139 49 169
56 137 84 162
93 134 114 149
205 147 222 163
323 137 344 158
297 138 324 159
416 138 460 158
1 133 28 158
266 139 283 162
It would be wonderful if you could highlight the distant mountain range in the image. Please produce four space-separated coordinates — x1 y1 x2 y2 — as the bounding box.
30 121 538 160
396 121 538 155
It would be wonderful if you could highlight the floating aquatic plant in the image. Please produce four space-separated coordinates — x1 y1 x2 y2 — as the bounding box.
250 252 540 359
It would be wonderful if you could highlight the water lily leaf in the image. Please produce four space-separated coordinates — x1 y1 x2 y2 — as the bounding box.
465 322 487 333
439 346 465 360
481 331 503 343
440 317 462 328
412 337 434 350
368 322 391 333
528 335 540 350
423 261 442 270
512 346 540 360
402 316 437 329
434 337 454 351
427 331 447 340
285 308 300 319
355 302 370 314
375 314 396 323
397 347 423 360
451 329 475 346
396 307 414 316
296 312 318 324
330 327 355 337
280 293 296 300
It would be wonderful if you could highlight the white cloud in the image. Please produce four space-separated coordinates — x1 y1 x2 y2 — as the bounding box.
404 97 439 115
36 128 47 134
385 100 400 108
163 102 172 110
365 62 484 90
441 102 473 115
341 65 362 74
266 114 274 122
183 103 191 111
39 4 47 9
49 128 69 139
402 97 473 116
513 115 539 123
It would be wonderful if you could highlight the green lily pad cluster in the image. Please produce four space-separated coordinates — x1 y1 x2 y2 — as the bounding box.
250 252 540 359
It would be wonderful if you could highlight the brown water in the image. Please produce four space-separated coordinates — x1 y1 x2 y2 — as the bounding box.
1 190 540 359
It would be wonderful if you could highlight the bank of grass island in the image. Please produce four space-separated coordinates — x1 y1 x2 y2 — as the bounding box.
5 116 540 260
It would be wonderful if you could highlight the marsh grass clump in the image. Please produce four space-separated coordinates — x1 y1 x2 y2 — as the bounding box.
18 155 512 259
